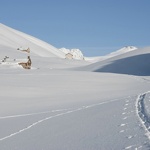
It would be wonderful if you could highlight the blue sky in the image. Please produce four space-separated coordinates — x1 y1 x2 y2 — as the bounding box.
0 0 150 56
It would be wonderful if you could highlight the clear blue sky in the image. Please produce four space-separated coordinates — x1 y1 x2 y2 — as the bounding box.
0 0 150 56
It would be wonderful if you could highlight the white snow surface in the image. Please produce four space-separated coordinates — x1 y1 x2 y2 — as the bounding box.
0 23 150 150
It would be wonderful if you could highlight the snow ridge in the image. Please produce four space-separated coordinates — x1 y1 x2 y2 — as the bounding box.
84 46 137 63
108 46 137 57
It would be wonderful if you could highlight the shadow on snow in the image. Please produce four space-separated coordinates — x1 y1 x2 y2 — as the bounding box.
94 54 150 76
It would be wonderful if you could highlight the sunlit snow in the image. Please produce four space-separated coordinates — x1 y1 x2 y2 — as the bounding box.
0 23 150 150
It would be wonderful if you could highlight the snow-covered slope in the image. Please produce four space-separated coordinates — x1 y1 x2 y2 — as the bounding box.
80 47 150 76
0 23 65 58
85 46 137 62
106 46 137 58
0 23 91 69
0 68 150 150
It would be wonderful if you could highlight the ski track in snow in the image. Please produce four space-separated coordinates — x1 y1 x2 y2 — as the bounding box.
119 94 149 150
120 97 135 150
136 91 150 140
1 92 150 148
0 97 130 142
0 109 72 119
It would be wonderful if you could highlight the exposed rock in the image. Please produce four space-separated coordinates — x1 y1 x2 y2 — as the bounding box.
59 48 84 60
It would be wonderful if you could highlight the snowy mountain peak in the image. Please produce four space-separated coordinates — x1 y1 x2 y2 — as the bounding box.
108 46 137 57
85 46 138 63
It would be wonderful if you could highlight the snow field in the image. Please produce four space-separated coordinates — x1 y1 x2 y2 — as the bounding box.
0 95 149 149
0 23 150 149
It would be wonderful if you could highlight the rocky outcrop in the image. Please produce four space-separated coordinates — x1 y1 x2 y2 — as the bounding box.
18 56 32 69
59 48 84 60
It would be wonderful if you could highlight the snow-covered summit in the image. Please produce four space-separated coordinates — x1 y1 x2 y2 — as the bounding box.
85 46 137 63
59 48 84 60
108 46 137 57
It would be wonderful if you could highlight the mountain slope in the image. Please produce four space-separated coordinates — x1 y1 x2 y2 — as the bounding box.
85 46 137 63
0 23 65 58
80 47 150 76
